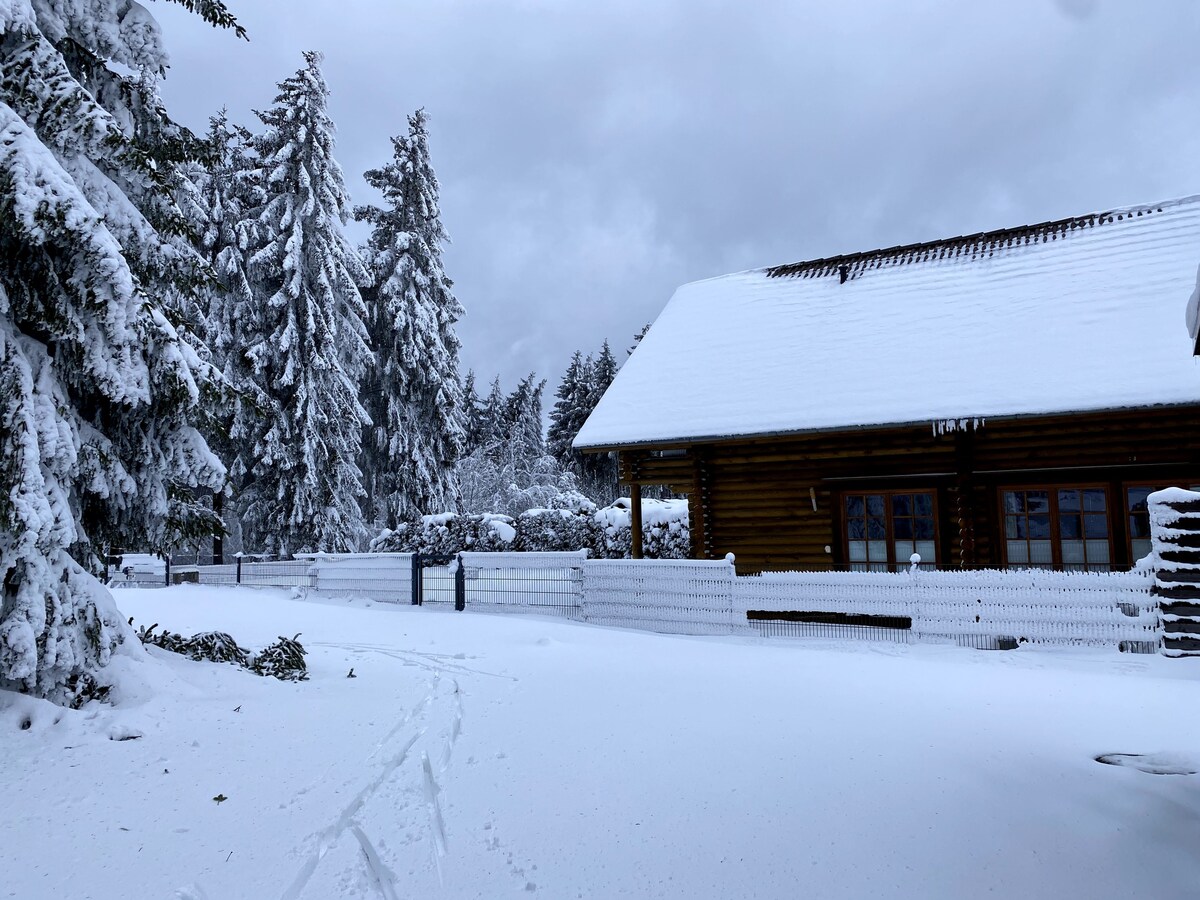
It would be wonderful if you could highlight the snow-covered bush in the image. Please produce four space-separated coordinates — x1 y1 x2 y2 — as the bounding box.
372 493 690 559
517 504 602 553
593 498 691 559
374 513 517 554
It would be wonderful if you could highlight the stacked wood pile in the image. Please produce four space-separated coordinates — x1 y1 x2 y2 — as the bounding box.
1149 488 1200 656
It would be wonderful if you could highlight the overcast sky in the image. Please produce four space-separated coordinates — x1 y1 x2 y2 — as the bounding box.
152 0 1200 393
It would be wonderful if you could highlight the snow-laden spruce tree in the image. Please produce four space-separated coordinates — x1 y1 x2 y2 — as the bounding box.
238 52 372 555
355 108 465 525
548 350 594 464
0 0 238 702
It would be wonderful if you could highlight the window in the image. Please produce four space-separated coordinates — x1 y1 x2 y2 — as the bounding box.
1002 486 1110 571
1127 486 1155 564
843 491 937 571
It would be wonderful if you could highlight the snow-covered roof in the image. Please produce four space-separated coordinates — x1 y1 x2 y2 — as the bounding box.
575 195 1200 450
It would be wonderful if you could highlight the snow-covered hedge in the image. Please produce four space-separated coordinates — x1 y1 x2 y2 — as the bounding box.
371 495 690 559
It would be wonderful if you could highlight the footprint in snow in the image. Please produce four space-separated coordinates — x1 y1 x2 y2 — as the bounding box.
1095 752 1199 775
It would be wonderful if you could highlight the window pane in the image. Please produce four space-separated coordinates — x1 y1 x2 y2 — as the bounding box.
1029 540 1053 565
915 540 936 566
1007 541 1028 564
893 518 914 539
1084 514 1108 539
1058 489 1080 511
892 494 911 516
867 519 886 539
1029 515 1051 539
894 540 915 564
866 495 885 517
1083 489 1106 512
1127 487 1152 513
867 540 887 562
1061 540 1085 565
1131 538 1152 562
1027 491 1050 514
1085 540 1110 565
1128 515 1150 539
845 495 863 517
1003 491 1024 514
847 519 865 539
914 494 933 516
1059 515 1081 540
914 518 934 539
1005 516 1020 539
848 541 867 561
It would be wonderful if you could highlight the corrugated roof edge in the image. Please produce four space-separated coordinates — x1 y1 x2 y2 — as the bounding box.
765 194 1200 283
573 401 1200 452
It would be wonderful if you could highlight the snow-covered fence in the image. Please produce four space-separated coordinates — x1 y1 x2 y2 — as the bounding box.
301 553 414 604
737 568 1158 651
460 551 586 616
580 558 743 635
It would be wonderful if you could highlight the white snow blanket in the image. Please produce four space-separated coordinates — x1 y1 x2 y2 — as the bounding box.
577 195 1200 448
3 585 1199 899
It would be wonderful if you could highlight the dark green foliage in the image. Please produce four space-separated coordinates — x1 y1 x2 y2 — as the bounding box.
133 620 308 682
249 635 307 681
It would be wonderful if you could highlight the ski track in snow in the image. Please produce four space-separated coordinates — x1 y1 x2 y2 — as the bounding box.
280 649 472 898
278 682 434 900
313 640 518 681
351 824 401 900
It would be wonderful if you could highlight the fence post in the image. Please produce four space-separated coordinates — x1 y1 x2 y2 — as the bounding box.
236 553 242 585
411 554 422 606
164 554 171 587
454 553 466 611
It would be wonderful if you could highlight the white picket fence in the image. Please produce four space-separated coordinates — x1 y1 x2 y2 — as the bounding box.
170 552 1160 652
737 567 1159 650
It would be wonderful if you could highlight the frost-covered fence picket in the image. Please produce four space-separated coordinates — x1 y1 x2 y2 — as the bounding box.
175 551 1162 652
737 568 1158 651
1149 487 1200 657
579 558 743 635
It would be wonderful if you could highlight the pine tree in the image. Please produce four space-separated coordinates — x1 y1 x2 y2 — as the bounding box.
355 108 465 525
477 376 507 459
0 0 240 702
184 111 261 508
547 350 594 464
460 370 484 455
237 52 371 555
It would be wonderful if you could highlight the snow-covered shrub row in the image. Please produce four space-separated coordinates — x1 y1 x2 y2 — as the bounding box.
371 494 690 559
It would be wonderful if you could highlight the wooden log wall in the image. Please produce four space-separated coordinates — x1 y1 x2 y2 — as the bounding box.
612 406 1200 574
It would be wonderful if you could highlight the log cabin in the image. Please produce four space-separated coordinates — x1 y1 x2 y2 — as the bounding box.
573 195 1200 573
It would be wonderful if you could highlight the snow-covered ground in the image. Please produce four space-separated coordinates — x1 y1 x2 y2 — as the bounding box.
4 586 1200 900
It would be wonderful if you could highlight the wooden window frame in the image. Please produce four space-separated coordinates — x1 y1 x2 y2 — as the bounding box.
998 484 1114 571
1123 481 1200 566
839 488 940 572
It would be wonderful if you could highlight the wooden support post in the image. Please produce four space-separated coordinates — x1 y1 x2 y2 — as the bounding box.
630 482 644 559
953 429 977 568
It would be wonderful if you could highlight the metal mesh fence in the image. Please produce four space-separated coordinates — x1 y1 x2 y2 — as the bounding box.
462 564 583 617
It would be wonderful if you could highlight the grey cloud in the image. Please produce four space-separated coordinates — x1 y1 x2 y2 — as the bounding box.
154 0 1200 393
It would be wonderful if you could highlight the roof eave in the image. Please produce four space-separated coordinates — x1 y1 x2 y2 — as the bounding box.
573 400 1200 453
